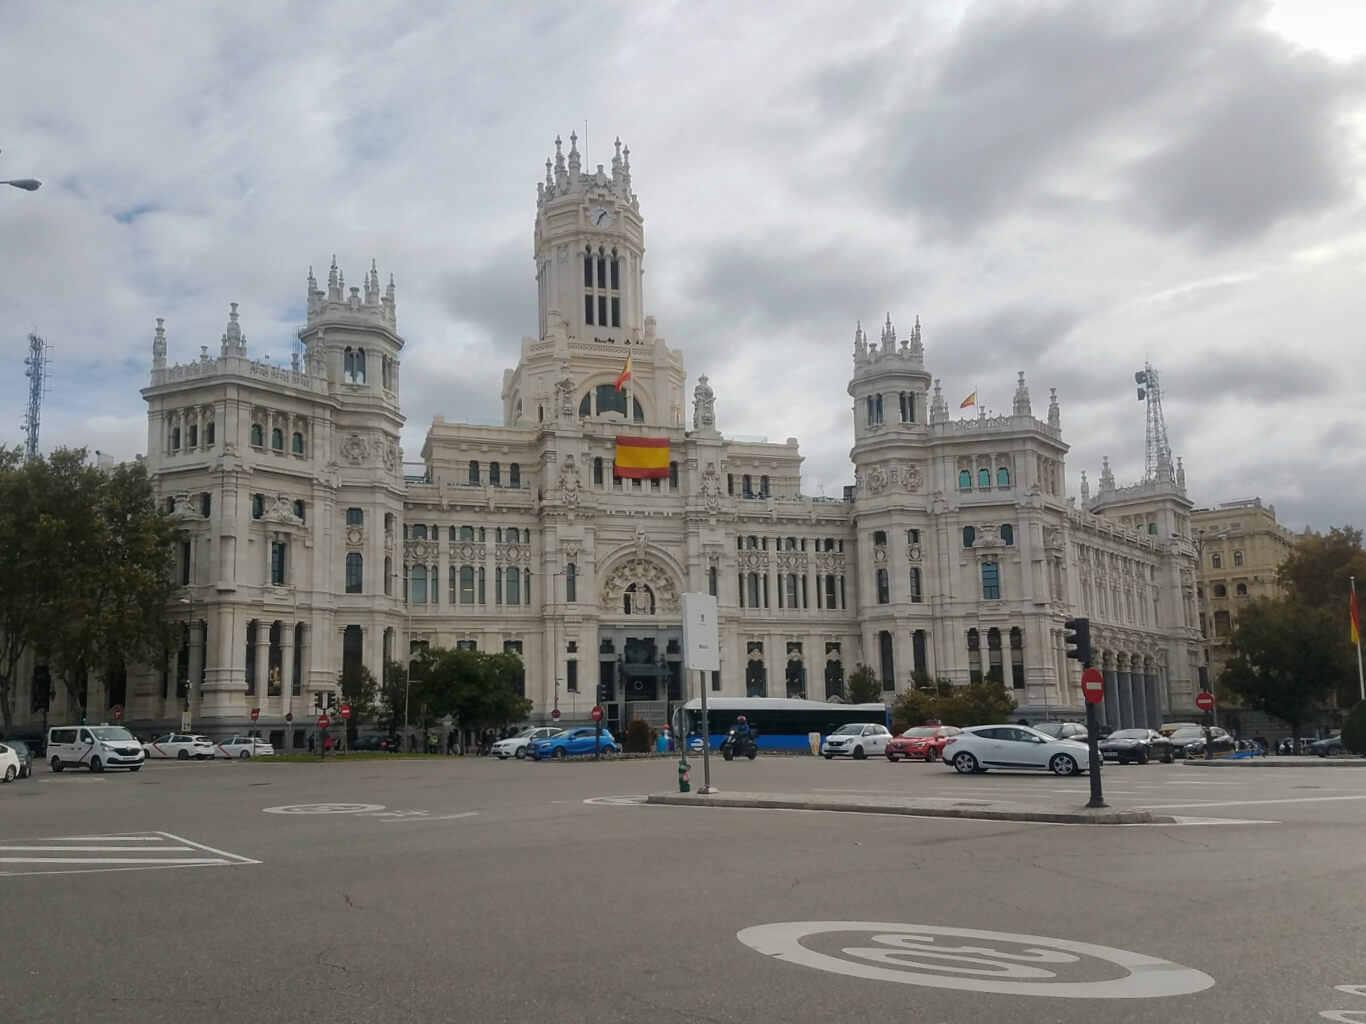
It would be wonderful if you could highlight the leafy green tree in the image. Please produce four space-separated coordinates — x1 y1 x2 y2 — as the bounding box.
846 664 882 704
1341 701 1366 756
379 659 410 735
0 446 44 727
1277 526 1366 614
415 646 532 738
1219 597 1348 737
338 663 379 744
890 678 1015 728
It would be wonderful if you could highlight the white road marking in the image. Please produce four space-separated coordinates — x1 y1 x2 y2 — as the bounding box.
0 856 225 865
0 844 195 852
0 831 258 877
737 921 1215 998
262 802 385 814
1140 794 1366 810
584 795 649 806
380 812 478 822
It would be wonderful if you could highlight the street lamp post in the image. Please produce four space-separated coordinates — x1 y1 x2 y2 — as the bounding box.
178 594 193 728
0 149 41 192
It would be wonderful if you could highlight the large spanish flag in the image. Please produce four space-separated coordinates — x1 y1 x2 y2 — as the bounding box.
614 435 670 479
614 354 631 391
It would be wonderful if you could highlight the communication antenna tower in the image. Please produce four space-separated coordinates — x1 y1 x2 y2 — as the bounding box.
22 332 49 461
1134 362 1173 483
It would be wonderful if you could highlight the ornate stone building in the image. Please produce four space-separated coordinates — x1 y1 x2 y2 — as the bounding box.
4 132 1206 744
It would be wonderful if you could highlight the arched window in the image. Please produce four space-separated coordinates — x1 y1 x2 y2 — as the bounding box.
170 427 181 451
1233 551 1244 566
1213 610 1231 636
624 582 655 615
997 466 1010 486
251 493 264 519
978 467 991 488
986 627 1003 684
1211 553 1222 569
468 460 480 485
507 527 520 543
384 556 392 595
343 347 367 384
345 552 363 594
958 469 972 489
1000 524 1014 545
593 457 604 485
509 463 521 487
668 461 679 488
1236 583 1247 596
200 493 212 517
489 461 501 486
271 428 284 451
962 526 976 548
966 629 982 683
291 432 304 454
1009 627 1024 689
579 393 592 418
292 499 306 522
459 525 474 541
1213 584 1227 598
250 423 264 447
411 565 428 604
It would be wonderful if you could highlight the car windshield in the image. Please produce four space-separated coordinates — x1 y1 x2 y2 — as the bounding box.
1109 729 1149 740
1170 728 1205 740
90 727 134 742
512 728 535 738
8 740 28 752
832 724 865 736
900 727 938 737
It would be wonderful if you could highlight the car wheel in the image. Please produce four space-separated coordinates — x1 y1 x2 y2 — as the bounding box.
514 748 527 760
3 765 15 782
1161 749 1174 764
886 752 898 762
129 765 141 772
602 745 617 756
50 756 63 773
178 749 190 760
21 764 30 778
1137 749 1149 765
852 745 866 760
822 753 833 760
90 757 104 773
1049 753 1079 777
926 748 939 763
952 751 979 774
551 747 566 760
239 750 250 759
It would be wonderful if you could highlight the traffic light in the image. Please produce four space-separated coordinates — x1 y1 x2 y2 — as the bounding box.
597 683 607 704
1063 617 1092 667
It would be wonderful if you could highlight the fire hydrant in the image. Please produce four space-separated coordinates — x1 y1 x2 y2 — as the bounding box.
677 756 691 793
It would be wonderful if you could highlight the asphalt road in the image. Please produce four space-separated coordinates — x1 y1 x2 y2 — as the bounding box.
3 754 1365 1024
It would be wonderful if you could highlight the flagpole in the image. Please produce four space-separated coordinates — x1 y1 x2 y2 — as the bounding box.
1353 577 1364 702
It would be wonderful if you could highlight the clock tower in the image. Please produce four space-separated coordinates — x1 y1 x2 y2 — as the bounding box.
534 132 645 344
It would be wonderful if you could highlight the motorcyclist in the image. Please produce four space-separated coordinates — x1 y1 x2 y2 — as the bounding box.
733 715 751 740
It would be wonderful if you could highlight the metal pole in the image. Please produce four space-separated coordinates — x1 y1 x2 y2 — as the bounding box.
1085 692 1105 808
698 668 714 794
1353 577 1365 703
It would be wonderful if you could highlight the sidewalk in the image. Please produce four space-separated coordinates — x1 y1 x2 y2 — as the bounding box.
1181 756 1366 768
647 790 1170 825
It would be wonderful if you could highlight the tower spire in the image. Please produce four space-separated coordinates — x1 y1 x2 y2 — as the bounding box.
568 130 581 180
327 255 340 300
152 318 167 370
554 135 567 189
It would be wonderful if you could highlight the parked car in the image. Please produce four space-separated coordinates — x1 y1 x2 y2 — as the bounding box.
1159 721 1201 738
216 736 276 759
3 739 34 778
943 724 1094 776
350 735 402 752
0 742 22 782
1031 721 1091 744
1168 726 1234 759
1098 728 1175 765
885 725 961 762
1308 734 1345 757
143 733 217 760
531 727 616 760
0 730 45 757
492 727 562 760
821 722 892 760
48 725 145 773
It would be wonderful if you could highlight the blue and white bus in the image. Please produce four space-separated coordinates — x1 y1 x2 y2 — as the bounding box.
672 697 890 752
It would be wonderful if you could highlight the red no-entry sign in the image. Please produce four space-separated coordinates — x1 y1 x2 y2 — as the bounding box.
1195 690 1215 712
591 705 603 722
339 704 352 720
250 707 260 723
112 705 123 721
316 714 330 730
551 708 561 720
1081 667 1105 705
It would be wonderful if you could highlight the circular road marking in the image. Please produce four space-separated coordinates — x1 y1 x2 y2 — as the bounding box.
263 802 386 815
736 921 1214 999
583 795 648 806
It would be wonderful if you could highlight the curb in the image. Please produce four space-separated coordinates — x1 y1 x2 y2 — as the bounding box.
645 792 1171 825
1180 758 1366 768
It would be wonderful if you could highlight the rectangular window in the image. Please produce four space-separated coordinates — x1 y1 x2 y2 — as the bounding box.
180 541 192 586
457 640 478 651
611 297 620 328
597 256 606 287
584 255 593 286
585 293 595 325
598 295 608 327
509 463 521 487
912 629 927 674
460 566 475 604
566 659 579 693
910 567 922 603
1010 629 1025 690
747 573 761 608
737 572 745 608
876 568 889 604
346 507 364 526
981 561 1000 601
506 567 520 606
708 565 718 597
270 542 286 586
489 462 501 487
710 670 721 692
879 630 895 692
610 258 620 290
785 573 798 609
345 553 363 594
565 563 577 603
907 528 920 544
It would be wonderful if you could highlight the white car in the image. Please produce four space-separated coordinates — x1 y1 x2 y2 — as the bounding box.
48 725 145 772
821 722 892 760
943 724 1094 777
143 733 217 760
216 736 276 759
0 742 20 782
491 726 562 760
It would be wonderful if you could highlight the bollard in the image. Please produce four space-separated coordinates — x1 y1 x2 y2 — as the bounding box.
677 756 691 793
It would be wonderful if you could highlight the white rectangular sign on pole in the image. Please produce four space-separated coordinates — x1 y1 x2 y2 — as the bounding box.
681 593 720 672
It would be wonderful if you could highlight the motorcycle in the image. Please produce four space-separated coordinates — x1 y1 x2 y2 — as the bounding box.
720 727 759 761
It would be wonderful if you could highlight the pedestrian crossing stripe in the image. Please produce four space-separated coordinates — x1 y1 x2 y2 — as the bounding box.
0 831 259 877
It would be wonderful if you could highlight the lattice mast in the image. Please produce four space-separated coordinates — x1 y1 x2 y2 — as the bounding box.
22 332 48 461
1134 362 1173 483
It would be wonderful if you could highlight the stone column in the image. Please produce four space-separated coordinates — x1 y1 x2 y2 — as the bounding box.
1101 651 1118 731
1145 661 1162 728
253 620 271 726
187 620 205 722
1116 654 1134 730
280 621 295 746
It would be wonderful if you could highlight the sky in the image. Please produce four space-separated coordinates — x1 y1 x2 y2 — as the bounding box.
1 0 1364 532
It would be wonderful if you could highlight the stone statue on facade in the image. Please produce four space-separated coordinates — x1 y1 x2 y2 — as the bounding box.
693 375 716 431
560 454 581 507
700 462 721 512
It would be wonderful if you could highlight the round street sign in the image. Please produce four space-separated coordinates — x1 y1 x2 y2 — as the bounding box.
551 708 561 720
316 714 330 730
339 704 352 720
591 705 604 722
250 707 260 723
1080 667 1105 705
1195 690 1215 712
285 712 294 723
112 705 123 721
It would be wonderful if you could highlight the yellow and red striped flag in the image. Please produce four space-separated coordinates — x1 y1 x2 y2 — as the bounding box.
614 354 631 391
960 390 976 409
614 435 669 479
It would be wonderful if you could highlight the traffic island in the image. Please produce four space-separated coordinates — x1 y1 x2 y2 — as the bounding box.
1180 756 1366 768
646 791 1173 825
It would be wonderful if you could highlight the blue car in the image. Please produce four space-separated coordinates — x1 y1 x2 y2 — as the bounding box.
531 727 617 760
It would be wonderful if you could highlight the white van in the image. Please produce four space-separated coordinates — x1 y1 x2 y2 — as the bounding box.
47 725 145 773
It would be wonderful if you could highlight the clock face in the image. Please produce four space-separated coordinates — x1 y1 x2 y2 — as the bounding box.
590 206 611 228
